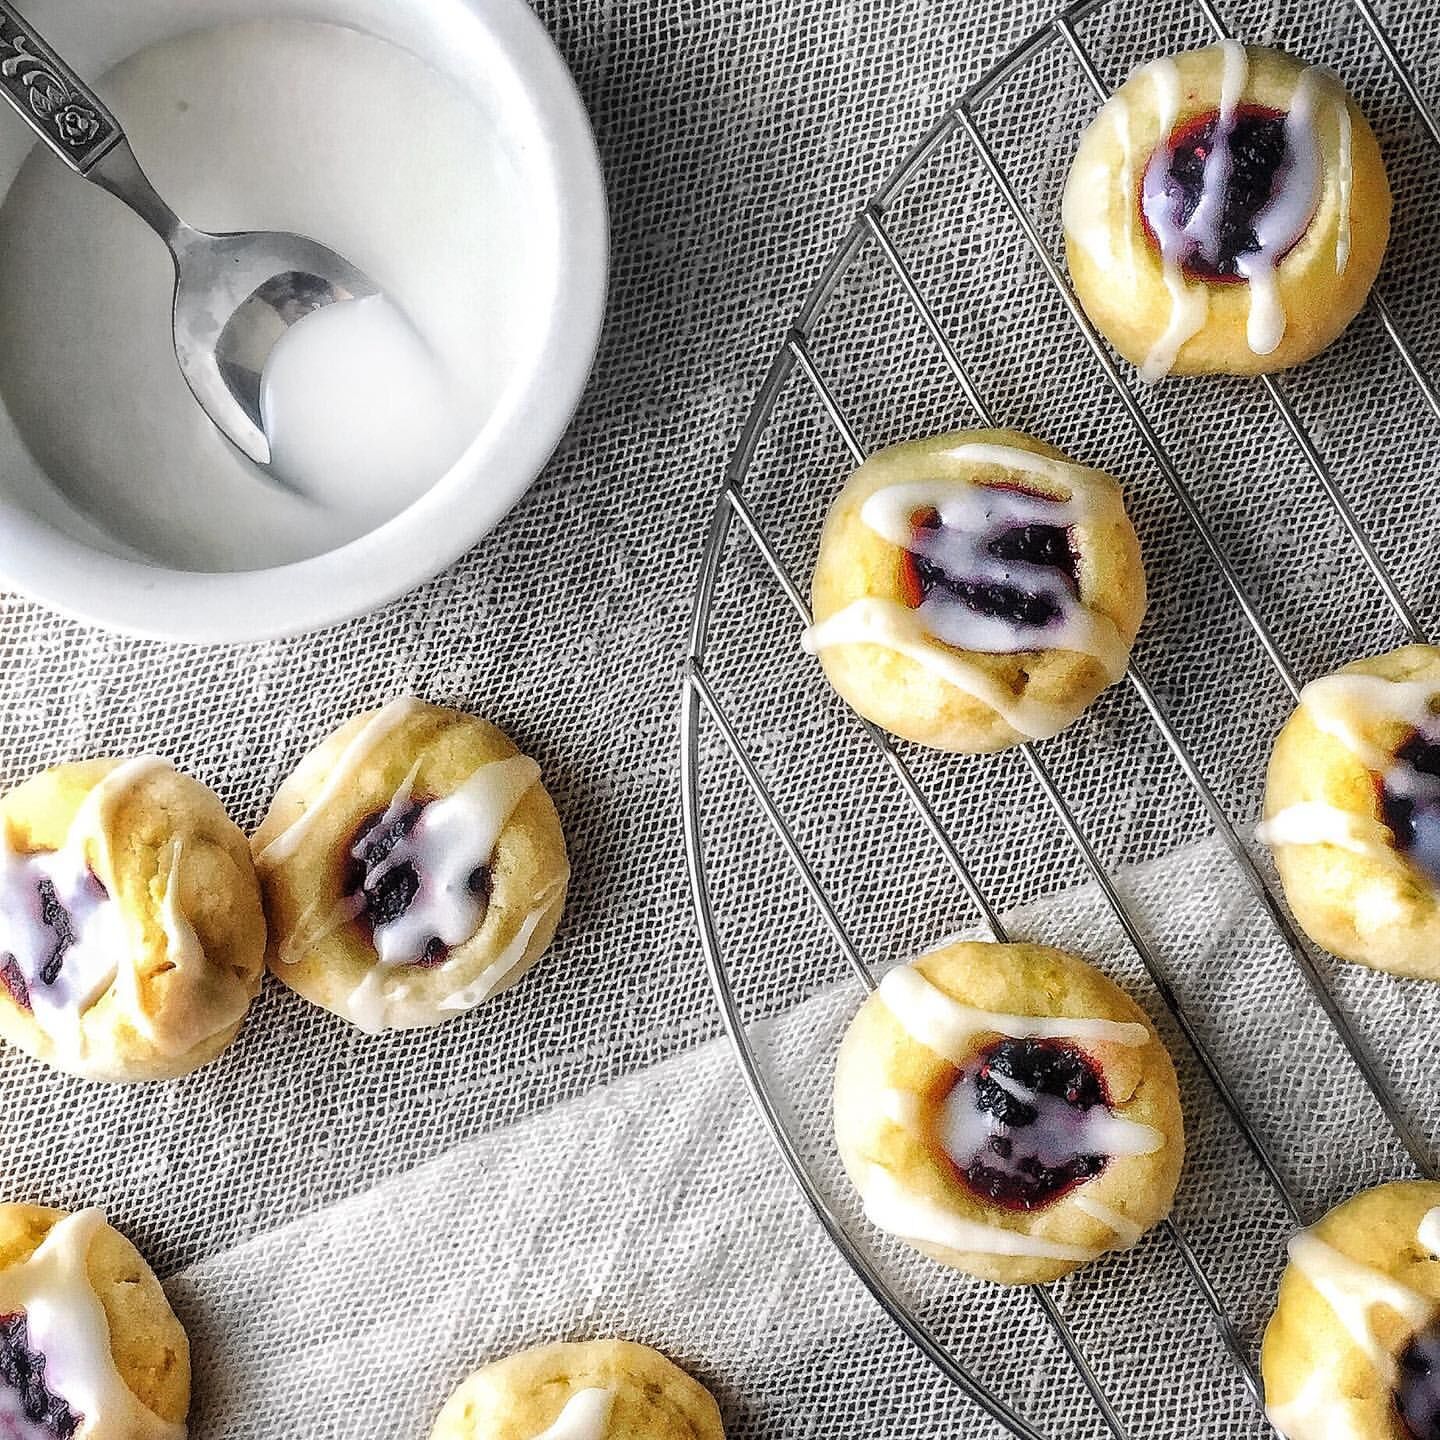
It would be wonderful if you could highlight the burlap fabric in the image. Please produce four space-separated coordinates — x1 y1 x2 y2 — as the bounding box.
1 0 1439 1434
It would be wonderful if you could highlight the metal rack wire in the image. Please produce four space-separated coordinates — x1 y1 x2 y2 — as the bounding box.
680 1 1440 1434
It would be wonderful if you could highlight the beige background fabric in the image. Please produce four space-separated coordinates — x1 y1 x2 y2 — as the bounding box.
1 0 1439 1434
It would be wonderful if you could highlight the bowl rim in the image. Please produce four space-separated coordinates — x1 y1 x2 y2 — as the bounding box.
0 0 609 645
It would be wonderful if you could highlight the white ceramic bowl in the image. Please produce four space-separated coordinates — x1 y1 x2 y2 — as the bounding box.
0 0 607 643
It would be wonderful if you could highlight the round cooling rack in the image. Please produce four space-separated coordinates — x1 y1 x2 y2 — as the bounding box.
680 0 1440 1435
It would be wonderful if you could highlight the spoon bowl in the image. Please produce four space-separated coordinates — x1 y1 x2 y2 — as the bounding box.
0 6 378 465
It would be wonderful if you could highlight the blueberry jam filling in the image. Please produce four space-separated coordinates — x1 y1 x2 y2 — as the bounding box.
1396 1321 1440 1440
344 805 492 970
901 503 1080 632
940 1037 1110 1210
1379 733 1440 887
1143 106 1300 282
0 1312 80 1438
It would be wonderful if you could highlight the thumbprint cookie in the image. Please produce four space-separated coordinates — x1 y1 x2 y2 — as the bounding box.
0 758 265 1082
1260 645 1440 982
0 1204 191 1438
1064 41 1390 379
253 698 569 1033
833 940 1184 1286
804 429 1146 753
428 1339 725 1440
1263 1180 1440 1440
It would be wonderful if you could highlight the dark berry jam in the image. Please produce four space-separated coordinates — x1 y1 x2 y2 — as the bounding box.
0 1312 80 1438
1397 1321 1440 1440
0 958 29 1013
1142 105 1302 282
344 803 425 927
939 1037 1111 1211
900 502 1079 631
1379 734 1440 887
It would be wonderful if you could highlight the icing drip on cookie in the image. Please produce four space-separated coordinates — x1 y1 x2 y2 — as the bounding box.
939 1038 1161 1210
877 963 1152 1058
1420 1209 1440 1258
341 756 542 1031
1140 43 1338 375
0 760 167 1058
529 1389 614 1440
0 1210 184 1440
256 698 422 866
1071 1194 1145 1248
1261 673 1440 890
803 445 1131 740
1287 1231 1432 1382
1270 1228 1440 1440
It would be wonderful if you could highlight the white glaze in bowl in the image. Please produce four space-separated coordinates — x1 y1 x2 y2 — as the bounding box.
0 0 608 642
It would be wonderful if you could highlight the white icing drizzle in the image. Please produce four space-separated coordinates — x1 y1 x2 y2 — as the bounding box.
1335 91 1353 275
1140 44 1333 373
1256 802 1393 863
1237 66 1324 356
1071 1194 1146 1248
858 1164 1102 1262
877 964 1152 1063
1286 1230 1433 1383
0 1209 185 1440
530 1388 614 1440
256 698 421 866
804 600 1075 741
1140 55 1209 380
803 444 1132 739
363 755 540 968
0 759 167 1059
1261 672 1440 887
1266 1367 1369 1440
1420 1207 1440 1258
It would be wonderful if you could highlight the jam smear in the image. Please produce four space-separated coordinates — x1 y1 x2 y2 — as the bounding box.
901 503 1079 631
1143 105 1295 282
0 1312 80 1438
0 958 29 1013
943 1037 1110 1211
1379 734 1440 887
1396 1320 1440 1440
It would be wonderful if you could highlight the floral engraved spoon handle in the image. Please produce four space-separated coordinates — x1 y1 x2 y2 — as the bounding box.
0 2 120 173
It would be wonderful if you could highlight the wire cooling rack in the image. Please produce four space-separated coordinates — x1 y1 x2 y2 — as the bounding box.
681 0 1440 1435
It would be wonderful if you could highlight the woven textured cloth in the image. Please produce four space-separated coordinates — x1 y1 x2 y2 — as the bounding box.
2 0 1440 1434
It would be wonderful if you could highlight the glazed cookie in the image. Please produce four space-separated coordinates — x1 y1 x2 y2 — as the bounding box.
428 1339 724 1440
834 940 1184 1286
1259 646 1440 982
1262 1180 1440 1440
1064 41 1390 379
253 698 569 1033
0 758 265 1082
0 1204 190 1438
804 429 1146 753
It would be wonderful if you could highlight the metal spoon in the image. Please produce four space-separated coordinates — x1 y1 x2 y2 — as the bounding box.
0 2 379 465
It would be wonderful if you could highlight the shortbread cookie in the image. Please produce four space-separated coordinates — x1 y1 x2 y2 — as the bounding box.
253 698 569 1032
428 1339 724 1439
805 429 1146 753
1263 1180 1440 1440
0 1204 190 1438
1260 645 1440 981
834 940 1184 1285
0 758 264 1081
1064 42 1389 379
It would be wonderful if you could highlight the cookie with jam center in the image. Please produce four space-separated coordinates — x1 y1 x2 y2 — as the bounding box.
1063 42 1390 379
833 940 1184 1286
0 757 264 1083
252 698 569 1034
1260 645 1440 983
804 428 1146 754
428 1340 724 1440
1263 1180 1440 1440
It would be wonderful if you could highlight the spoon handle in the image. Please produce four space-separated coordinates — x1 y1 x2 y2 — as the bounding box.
0 2 121 173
